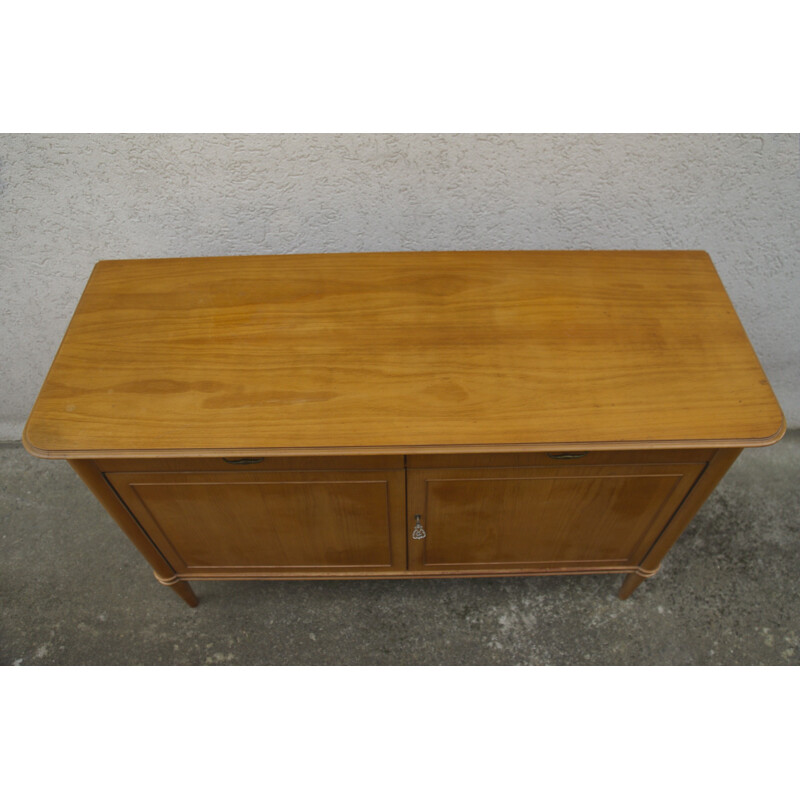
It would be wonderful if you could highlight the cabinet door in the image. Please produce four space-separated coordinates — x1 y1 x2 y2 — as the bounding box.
107 469 406 577
407 463 705 573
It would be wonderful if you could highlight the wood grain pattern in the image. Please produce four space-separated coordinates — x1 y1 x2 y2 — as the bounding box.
24 251 784 458
106 469 407 574
407 463 704 572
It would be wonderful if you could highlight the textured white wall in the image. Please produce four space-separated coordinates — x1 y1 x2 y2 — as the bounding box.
1 133 798 439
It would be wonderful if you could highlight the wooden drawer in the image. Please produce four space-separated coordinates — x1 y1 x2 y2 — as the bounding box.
406 449 714 470
98 450 712 474
95 454 405 473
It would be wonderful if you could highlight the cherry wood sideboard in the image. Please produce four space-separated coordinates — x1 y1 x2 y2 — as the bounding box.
23 251 785 606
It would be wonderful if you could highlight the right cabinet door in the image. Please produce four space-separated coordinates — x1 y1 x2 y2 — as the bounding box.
407 462 706 573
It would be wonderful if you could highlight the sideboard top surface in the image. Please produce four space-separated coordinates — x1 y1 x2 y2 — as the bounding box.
23 250 785 458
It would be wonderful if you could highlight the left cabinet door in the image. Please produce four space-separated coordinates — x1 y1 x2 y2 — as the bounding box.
106 469 407 578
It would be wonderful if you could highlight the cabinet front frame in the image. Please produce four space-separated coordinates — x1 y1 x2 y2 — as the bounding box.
69 448 737 601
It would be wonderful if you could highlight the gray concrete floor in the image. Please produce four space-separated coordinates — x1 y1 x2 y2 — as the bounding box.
1 436 798 665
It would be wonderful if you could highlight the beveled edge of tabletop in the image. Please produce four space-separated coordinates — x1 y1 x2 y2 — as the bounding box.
21 416 787 460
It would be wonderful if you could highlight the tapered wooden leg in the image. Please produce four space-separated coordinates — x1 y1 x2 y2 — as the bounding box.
618 572 647 599
168 579 199 608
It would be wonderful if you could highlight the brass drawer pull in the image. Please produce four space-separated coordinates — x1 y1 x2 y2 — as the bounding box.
222 457 264 465
547 452 588 460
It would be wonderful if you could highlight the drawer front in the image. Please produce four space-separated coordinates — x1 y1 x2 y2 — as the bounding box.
96 455 404 473
406 449 714 469
107 469 406 576
407 462 705 572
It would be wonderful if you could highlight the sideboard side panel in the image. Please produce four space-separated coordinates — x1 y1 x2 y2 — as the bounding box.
634 448 743 573
68 459 179 582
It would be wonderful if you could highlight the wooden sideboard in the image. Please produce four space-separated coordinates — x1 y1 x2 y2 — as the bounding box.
23 251 785 606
